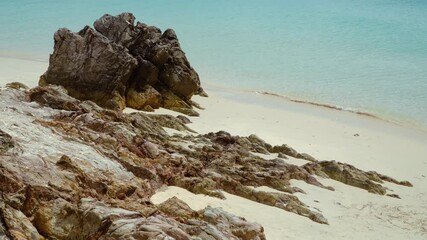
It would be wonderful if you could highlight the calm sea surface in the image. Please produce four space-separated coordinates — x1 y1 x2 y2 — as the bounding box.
1 0 427 129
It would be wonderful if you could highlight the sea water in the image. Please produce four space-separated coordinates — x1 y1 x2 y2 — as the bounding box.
1 0 426 129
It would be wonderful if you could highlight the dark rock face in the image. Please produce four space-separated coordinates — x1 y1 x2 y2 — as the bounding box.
43 12 203 114
93 12 137 48
43 26 138 110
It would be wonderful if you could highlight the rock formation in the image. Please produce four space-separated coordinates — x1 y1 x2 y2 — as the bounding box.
0 86 263 239
41 13 204 115
0 85 412 239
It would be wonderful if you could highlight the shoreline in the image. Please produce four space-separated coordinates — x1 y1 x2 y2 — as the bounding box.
203 81 427 133
252 90 427 134
255 90 380 119
199 81 427 134
1 55 426 133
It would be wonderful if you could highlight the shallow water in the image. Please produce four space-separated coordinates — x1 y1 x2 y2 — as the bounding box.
1 0 426 129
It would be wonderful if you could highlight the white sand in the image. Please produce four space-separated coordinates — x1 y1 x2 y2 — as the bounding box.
152 86 427 239
2 58 426 239
0 57 48 88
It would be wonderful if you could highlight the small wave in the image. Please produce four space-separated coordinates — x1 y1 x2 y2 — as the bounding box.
253 90 389 121
234 89 427 133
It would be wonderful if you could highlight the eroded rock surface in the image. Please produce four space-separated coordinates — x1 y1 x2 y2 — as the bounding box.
0 130 14 155
304 161 412 195
0 86 412 238
42 12 203 115
42 26 137 110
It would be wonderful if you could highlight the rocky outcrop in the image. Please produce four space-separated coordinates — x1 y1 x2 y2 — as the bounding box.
158 197 266 240
0 86 263 239
0 86 412 238
42 13 204 115
304 161 412 195
42 26 138 110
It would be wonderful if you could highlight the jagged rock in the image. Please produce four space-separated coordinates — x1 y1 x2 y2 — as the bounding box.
270 144 317 162
93 13 137 48
0 220 9 240
131 59 159 88
126 85 162 110
5 82 28 90
217 179 328 224
177 115 192 124
28 85 80 111
108 12 202 100
304 161 412 195
168 107 200 117
160 89 199 115
0 203 44 240
0 130 14 155
0 167 24 194
44 13 203 115
157 196 196 219
197 89 209 97
30 195 266 239
157 47 201 100
101 215 192 239
32 198 80 238
208 131 238 145
157 197 266 240
199 206 266 240
0 87 413 239
148 114 195 133
43 26 138 110
387 194 401 199
277 152 289 159
367 171 413 187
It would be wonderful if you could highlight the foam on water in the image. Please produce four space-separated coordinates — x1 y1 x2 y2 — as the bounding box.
1 0 426 129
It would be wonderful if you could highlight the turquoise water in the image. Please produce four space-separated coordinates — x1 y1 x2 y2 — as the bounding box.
1 0 427 129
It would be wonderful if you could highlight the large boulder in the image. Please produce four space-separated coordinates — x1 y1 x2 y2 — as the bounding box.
42 12 203 114
94 13 202 103
43 26 138 110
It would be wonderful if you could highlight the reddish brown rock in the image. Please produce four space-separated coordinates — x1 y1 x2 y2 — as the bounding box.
0 87 413 238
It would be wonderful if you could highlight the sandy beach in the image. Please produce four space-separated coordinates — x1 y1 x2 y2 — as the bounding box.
151 86 427 239
0 57 48 88
2 57 427 239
